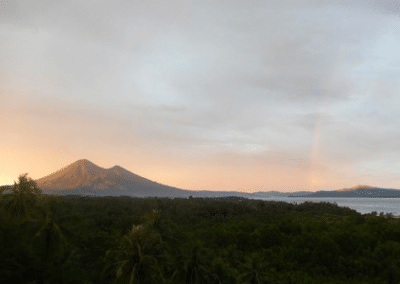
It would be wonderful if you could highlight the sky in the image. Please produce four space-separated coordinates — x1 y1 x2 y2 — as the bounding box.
1 0 400 193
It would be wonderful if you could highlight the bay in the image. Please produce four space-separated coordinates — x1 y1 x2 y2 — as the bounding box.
247 196 400 218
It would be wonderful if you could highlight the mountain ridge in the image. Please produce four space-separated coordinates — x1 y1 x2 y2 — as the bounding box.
35 159 160 190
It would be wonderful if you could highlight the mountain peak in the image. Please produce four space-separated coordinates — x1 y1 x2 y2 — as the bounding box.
109 165 123 169
71 159 96 167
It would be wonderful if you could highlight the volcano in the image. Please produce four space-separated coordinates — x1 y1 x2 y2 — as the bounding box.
34 159 191 198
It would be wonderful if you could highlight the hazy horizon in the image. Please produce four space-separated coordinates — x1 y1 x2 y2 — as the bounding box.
1 159 398 194
1 1 400 193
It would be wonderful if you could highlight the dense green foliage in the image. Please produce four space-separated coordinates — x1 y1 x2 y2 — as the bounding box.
1 174 400 283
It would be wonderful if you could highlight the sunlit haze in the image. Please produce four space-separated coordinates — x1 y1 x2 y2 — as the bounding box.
1 0 400 193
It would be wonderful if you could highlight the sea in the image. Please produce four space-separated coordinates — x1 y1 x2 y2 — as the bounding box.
247 196 400 218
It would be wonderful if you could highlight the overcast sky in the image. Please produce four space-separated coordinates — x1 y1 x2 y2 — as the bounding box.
1 0 400 193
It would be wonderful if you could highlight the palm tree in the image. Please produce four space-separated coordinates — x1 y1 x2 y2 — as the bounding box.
140 209 162 230
166 237 213 284
0 175 81 283
28 194 81 236
0 173 42 225
27 195 83 284
237 252 271 284
30 210 69 284
102 210 165 284
209 256 239 284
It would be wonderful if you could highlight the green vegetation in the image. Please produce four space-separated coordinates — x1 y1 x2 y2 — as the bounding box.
1 174 400 283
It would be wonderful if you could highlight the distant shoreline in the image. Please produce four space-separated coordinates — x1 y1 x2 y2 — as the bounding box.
361 213 400 219
288 196 400 198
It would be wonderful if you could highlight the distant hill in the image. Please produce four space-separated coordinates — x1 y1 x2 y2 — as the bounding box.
251 191 314 198
288 185 400 198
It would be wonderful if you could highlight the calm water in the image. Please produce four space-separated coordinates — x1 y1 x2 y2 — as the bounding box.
248 197 400 217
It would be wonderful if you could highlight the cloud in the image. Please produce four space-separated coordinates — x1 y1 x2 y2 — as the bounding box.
1 0 400 191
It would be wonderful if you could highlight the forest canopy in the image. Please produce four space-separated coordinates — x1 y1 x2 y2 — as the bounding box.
1 174 400 284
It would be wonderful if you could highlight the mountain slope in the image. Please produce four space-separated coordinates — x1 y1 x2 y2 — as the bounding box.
36 159 157 189
34 159 188 197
